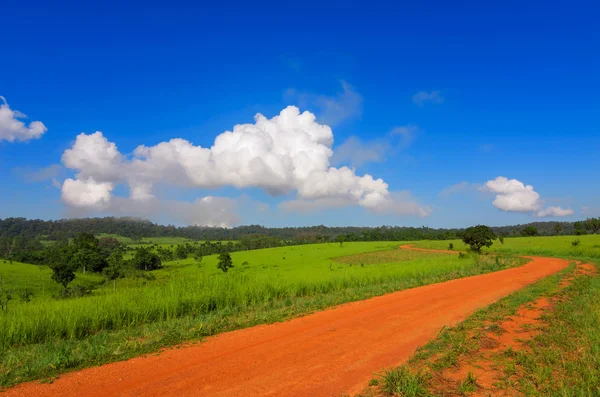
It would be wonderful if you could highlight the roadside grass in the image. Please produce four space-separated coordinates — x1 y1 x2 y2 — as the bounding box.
514 272 600 396
363 262 577 396
0 245 525 388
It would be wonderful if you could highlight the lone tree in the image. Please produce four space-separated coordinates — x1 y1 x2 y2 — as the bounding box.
50 261 76 290
583 217 600 234
462 225 497 253
217 252 234 273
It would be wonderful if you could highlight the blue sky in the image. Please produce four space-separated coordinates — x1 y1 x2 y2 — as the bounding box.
1 0 598 227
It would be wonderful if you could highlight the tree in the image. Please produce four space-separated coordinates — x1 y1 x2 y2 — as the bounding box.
72 233 99 251
103 252 124 292
98 237 121 256
217 252 234 273
583 217 600 234
175 244 188 260
50 261 76 289
574 221 586 235
70 249 107 273
132 248 162 271
554 223 563 235
521 226 538 237
462 225 497 253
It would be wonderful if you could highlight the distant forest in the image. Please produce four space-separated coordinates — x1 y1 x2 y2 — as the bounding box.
0 217 590 242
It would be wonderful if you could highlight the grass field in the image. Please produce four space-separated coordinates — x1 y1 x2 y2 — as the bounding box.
413 234 600 259
0 260 103 302
0 241 526 387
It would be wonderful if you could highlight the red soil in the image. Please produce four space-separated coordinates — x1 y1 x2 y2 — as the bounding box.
3 251 569 397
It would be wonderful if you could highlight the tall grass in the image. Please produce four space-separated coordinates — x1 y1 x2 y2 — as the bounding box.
0 253 511 351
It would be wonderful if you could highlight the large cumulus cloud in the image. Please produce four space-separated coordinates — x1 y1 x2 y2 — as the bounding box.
0 96 47 142
60 106 430 224
482 176 573 217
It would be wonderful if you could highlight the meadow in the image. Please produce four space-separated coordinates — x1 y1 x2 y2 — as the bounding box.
413 234 600 259
0 240 524 386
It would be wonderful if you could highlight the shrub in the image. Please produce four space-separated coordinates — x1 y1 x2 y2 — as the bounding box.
572 239 581 247
19 288 33 303
217 253 234 273
448 243 454 250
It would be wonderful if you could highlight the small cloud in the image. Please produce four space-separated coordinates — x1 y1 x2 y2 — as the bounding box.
412 90 444 107
535 206 574 217
0 96 47 142
581 206 590 214
439 181 479 198
482 176 573 217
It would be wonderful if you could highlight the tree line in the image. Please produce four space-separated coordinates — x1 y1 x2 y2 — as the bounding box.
2 217 598 243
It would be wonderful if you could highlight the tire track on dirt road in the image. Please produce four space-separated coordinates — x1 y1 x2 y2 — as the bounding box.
3 247 569 397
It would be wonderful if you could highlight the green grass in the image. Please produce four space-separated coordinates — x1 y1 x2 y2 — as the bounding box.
0 242 525 387
414 235 600 259
514 274 600 396
0 260 102 303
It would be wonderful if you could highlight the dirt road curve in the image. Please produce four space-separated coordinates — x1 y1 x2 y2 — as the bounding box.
4 248 568 397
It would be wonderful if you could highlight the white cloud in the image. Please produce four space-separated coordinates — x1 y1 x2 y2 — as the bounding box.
0 96 47 142
482 176 573 217
60 106 430 221
285 81 363 126
535 206 575 217
412 90 444 106
61 178 113 209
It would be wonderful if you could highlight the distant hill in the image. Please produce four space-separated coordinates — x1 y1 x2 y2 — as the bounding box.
0 217 587 242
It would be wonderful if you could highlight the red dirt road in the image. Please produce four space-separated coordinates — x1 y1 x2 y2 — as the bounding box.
4 251 568 397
